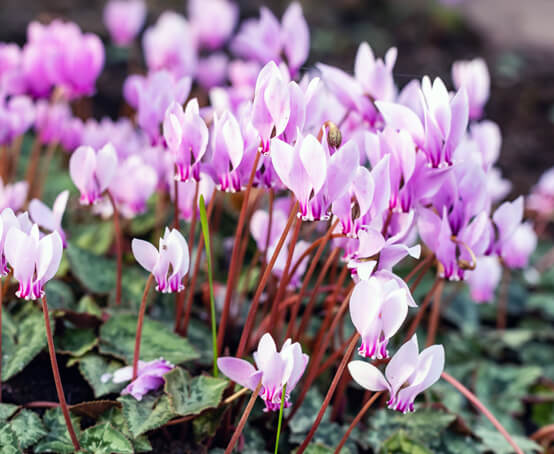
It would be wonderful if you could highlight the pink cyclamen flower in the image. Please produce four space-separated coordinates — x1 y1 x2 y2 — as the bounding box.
189 0 238 50
452 58 490 120
349 273 416 359
163 99 208 181
29 190 69 247
173 171 216 221
69 143 118 205
217 333 309 412
348 334 444 413
500 222 537 269
466 255 502 303
0 208 23 275
0 178 28 213
142 12 197 79
528 167 554 218
101 358 174 401
4 223 63 300
132 228 190 293
103 0 146 47
354 42 397 102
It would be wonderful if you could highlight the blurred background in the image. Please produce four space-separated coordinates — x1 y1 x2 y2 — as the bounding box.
0 0 552 196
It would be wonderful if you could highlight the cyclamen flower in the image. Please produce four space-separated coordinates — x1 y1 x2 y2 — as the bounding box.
466 255 502 303
163 99 208 181
452 58 490 120
173 172 216 221
0 178 28 213
29 190 69 247
231 3 309 76
528 167 554 218
189 0 238 50
4 224 63 300
0 208 23 275
69 143 118 205
142 12 197 79
101 358 174 401
132 228 190 293
0 95 35 145
348 334 445 413
217 333 309 412
103 0 146 47
271 134 359 220
349 273 416 359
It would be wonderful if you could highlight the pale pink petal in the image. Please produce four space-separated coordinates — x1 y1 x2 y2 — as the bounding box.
132 238 159 273
348 360 389 392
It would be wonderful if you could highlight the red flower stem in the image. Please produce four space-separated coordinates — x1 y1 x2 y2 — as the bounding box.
217 150 261 354
441 371 524 454
180 189 216 335
41 295 80 451
330 364 351 421
132 274 155 379
284 219 339 339
409 257 435 295
404 254 434 283
262 189 275 271
404 277 441 341
25 137 42 200
333 392 382 454
0 278 3 402
287 285 354 423
270 216 301 339
24 401 60 408
0 146 7 181
9 135 23 182
107 191 123 306
174 180 199 332
236 201 298 358
497 266 510 330
36 141 58 199
296 333 360 454
296 246 341 338
224 381 263 454
315 336 352 377
426 278 444 347
173 172 180 230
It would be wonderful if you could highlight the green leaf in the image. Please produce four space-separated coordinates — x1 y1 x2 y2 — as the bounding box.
2 304 49 381
57 327 98 357
70 221 114 256
76 295 103 318
475 427 541 454
66 243 116 294
192 407 225 441
76 354 126 398
527 293 554 319
99 313 199 364
0 404 18 422
80 422 134 454
34 408 81 454
44 280 75 310
0 423 21 454
164 368 227 416
98 408 152 452
9 409 47 449
118 394 175 437
475 364 542 433
382 431 432 454
287 388 329 435
199 194 219 377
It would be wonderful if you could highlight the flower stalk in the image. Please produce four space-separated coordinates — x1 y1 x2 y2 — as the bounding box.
41 295 81 451
106 191 123 306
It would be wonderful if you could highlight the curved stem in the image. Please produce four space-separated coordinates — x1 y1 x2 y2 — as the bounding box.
218 150 261 354
106 191 123 306
132 274 154 379
41 295 80 451
441 371 523 454
224 381 263 454
236 202 298 358
296 334 360 454
296 246 340 338
405 254 434 284
334 391 382 454
271 216 301 339
0 279 2 401
426 279 444 347
404 277 441 342
285 219 339 340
